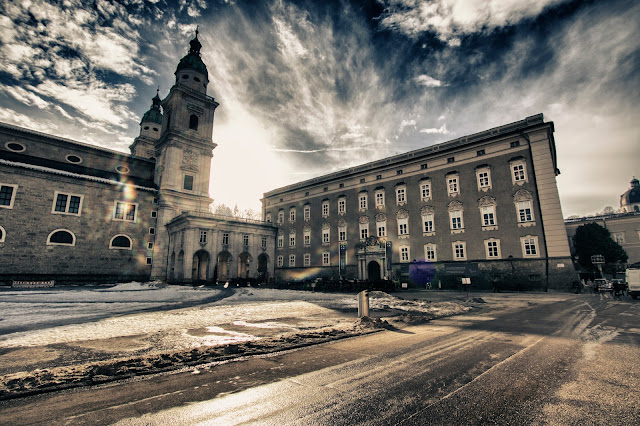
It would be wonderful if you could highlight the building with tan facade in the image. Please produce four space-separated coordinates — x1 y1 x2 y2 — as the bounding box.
262 114 578 290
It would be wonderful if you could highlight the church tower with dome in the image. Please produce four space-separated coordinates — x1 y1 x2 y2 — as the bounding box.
620 177 640 213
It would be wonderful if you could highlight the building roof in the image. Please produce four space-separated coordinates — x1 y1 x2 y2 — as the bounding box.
175 30 209 79
621 177 640 206
141 93 163 125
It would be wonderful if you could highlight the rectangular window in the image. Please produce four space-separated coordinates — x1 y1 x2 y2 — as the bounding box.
486 240 500 258
289 209 295 222
397 170 403 175
147 242 154 249
322 229 330 243
360 178 366 184
453 242 466 260
304 230 311 246
339 183 344 188
522 237 538 256
376 175 382 180
290 235 296 247
322 201 329 217
52 191 83 215
322 252 330 266
359 194 367 210
146 257 152 265
450 210 463 230
261 236 267 249
447 177 459 195
338 227 347 242
266 213 272 223
510 141 520 148
398 218 409 236
377 222 386 237
360 224 368 240
243 235 249 246
421 164 428 169
151 211 157 218
278 211 284 224
277 235 284 248
277 256 284 267
481 206 496 226
420 182 431 199
289 255 295 267
477 171 490 189
477 149 485 156
200 230 207 244
183 175 194 191
304 253 311 266
149 227 155 235
424 244 436 261
423 213 434 233
338 198 346 214
376 191 385 207
400 246 410 262
396 188 406 204
304 206 310 221
512 163 526 182
113 201 137 222
517 201 533 222
222 232 229 245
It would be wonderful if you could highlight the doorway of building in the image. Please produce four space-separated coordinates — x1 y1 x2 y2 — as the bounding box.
192 250 210 281
216 251 231 281
367 260 381 281
238 252 252 279
257 253 269 281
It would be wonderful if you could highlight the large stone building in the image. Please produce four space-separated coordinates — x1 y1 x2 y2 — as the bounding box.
0 31 277 285
262 114 578 290
565 177 640 265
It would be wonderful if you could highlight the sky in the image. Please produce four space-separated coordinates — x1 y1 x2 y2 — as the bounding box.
0 0 638 217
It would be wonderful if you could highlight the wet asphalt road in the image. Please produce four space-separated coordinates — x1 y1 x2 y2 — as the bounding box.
1 292 639 425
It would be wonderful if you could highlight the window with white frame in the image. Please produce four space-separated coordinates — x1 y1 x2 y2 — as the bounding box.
304 253 311 266
338 197 346 214
453 241 466 260
322 200 330 217
338 223 347 242
200 230 207 244
359 193 368 210
424 244 437 261
304 205 310 221
0 225 5 243
376 214 387 237
266 213 272 223
110 234 132 250
52 191 83 216
397 210 409 236
360 222 369 240
420 181 431 200
476 167 492 191
510 160 528 184
289 231 295 247
521 235 539 257
485 239 501 259
289 208 296 222
47 229 76 246
396 186 406 205
448 201 464 232
400 246 410 262
513 189 535 225
243 235 249 246
277 255 284 267
614 232 625 244
113 201 137 222
322 251 330 266
447 174 460 196
277 234 284 248
303 227 311 246
277 210 284 224
481 205 497 227
0 184 18 209
421 206 435 235
375 190 385 208
261 236 267 249
289 254 295 267
322 224 330 244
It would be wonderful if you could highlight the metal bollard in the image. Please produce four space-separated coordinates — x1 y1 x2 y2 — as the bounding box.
358 290 369 317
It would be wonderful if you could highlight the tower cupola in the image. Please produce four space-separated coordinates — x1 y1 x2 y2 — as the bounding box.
129 91 163 159
620 176 640 213
174 28 209 93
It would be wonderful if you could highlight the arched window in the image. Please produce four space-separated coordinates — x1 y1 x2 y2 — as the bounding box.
110 234 132 250
189 114 198 130
0 225 5 242
47 229 75 246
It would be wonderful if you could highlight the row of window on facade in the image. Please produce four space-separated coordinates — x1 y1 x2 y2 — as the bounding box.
0 226 154 264
275 235 540 268
0 184 157 223
273 190 535 249
267 157 529 214
194 230 269 250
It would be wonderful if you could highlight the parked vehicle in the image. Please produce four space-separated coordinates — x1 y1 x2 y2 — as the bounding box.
626 266 640 299
611 279 627 296
594 278 612 293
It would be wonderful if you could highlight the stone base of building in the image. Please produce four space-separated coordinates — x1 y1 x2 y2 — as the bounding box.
0 273 151 287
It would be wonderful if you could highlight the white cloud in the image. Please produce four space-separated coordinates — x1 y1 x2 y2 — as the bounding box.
378 0 567 41
419 124 450 134
415 74 444 87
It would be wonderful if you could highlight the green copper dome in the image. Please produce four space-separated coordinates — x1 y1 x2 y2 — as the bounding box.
141 93 162 125
175 30 209 79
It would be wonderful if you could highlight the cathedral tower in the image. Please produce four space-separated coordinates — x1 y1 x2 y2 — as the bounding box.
130 91 163 159
151 29 220 279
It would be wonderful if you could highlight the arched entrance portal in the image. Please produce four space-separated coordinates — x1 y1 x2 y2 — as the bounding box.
192 250 210 281
238 252 252 279
257 253 269 282
216 251 231 281
367 261 381 281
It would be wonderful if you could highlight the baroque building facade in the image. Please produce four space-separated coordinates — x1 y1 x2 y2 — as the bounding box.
262 115 578 290
0 32 276 285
